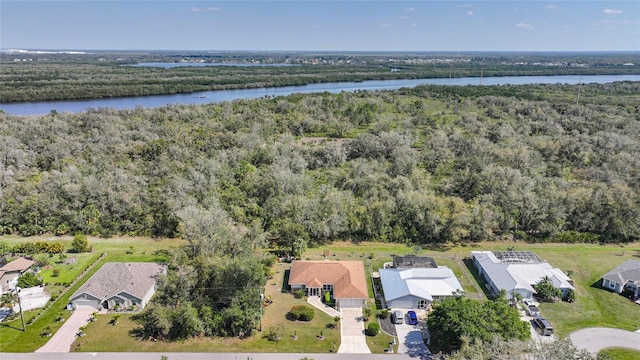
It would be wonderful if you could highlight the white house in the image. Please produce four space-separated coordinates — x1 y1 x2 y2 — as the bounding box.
379 267 463 309
70 262 165 310
602 259 640 298
471 250 573 300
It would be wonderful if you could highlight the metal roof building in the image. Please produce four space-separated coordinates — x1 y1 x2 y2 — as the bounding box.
379 267 463 309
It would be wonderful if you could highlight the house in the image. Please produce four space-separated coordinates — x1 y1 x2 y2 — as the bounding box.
471 250 574 300
392 255 438 269
602 259 640 298
288 260 369 309
0 257 35 295
69 262 165 310
379 267 463 309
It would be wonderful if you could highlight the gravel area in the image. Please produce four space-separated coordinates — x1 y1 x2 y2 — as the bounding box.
379 314 397 336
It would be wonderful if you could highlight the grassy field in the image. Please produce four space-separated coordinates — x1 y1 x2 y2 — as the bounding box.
598 348 640 360
71 261 340 353
2 235 639 353
303 241 640 339
0 235 180 352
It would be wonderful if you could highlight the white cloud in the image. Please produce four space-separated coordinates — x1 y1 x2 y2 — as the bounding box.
380 23 392 28
603 8 622 15
467 11 474 16
311 25 320 29
516 22 534 29
398 16 410 20
406 8 415 12
545 5 558 9
191 7 220 13
457 4 474 8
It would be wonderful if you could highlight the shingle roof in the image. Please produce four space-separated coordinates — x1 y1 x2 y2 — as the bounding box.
288 261 369 299
0 257 35 273
379 267 463 302
71 262 165 301
602 260 640 285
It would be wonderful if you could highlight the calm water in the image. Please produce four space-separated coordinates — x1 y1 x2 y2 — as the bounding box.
127 62 298 68
2 74 639 116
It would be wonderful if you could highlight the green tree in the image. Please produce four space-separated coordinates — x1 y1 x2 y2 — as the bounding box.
427 295 529 353
71 232 89 253
17 272 42 288
533 276 561 302
0 291 25 331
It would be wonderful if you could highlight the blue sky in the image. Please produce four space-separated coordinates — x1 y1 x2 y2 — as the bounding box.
1 1 638 51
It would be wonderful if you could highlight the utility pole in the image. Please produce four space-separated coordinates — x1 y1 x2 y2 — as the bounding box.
16 287 25 331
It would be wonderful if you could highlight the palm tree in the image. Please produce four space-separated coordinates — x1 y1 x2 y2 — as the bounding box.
1 290 25 331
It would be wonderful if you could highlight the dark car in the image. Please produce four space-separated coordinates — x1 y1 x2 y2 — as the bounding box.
407 310 418 325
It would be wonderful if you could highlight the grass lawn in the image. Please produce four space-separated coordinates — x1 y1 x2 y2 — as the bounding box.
303 241 640 339
0 235 180 352
72 261 340 353
598 348 640 360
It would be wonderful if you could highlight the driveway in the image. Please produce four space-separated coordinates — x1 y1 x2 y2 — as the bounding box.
338 307 371 354
570 327 640 354
35 308 94 353
521 314 554 345
394 312 430 357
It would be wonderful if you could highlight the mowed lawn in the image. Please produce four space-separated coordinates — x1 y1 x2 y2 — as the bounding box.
72 261 340 353
304 241 640 338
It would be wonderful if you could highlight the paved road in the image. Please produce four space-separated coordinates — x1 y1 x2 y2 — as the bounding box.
4 353 410 360
36 308 94 353
570 327 640 354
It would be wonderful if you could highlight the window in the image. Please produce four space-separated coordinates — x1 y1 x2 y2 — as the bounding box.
418 300 428 308
322 284 333 291
609 282 615 289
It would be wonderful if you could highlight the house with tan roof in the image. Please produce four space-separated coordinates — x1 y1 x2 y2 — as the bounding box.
288 260 369 309
0 257 35 295
69 262 165 310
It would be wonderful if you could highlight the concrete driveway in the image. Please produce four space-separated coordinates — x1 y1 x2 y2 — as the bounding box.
394 312 430 357
570 327 640 354
36 308 94 353
338 307 371 354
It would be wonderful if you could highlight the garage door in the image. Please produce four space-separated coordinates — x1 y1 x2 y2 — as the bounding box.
73 299 99 309
389 299 414 309
338 299 366 308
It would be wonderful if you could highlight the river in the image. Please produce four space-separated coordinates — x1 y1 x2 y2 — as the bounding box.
1 74 639 116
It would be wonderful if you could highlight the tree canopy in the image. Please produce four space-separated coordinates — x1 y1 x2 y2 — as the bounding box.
427 293 530 353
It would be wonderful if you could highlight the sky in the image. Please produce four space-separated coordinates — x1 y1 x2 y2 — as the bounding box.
1 1 639 52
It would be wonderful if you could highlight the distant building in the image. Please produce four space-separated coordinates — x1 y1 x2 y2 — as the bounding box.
70 262 165 310
602 259 640 298
471 250 573 300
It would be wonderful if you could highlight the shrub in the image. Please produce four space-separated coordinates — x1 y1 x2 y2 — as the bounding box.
324 291 331 304
71 233 90 253
365 322 380 336
18 272 42 288
52 268 60 277
288 305 315 321
378 309 390 319
293 289 305 299
264 323 285 342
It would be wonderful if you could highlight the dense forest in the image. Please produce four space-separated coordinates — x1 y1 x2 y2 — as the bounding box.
1 51 638 102
1 82 639 250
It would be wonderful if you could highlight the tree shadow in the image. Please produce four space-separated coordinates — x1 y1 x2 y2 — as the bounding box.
462 257 493 298
281 269 291 293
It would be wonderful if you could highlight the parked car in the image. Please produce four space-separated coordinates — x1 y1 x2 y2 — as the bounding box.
407 310 418 325
523 299 540 316
391 310 404 325
533 316 554 336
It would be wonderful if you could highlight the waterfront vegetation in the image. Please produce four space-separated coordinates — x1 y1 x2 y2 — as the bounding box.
1 51 638 102
1 68 640 355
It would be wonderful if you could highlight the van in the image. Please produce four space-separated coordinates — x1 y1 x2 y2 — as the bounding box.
391 310 404 325
534 316 554 336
